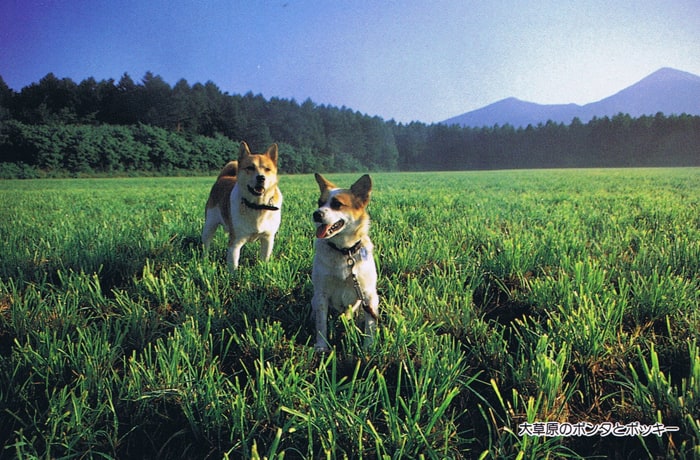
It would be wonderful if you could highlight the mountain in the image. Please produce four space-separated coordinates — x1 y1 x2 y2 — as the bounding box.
442 68 700 128
442 97 580 129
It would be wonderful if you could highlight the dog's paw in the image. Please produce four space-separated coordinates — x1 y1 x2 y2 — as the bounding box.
314 344 331 353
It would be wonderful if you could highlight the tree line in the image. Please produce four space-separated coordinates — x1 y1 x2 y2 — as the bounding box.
394 114 700 171
0 72 698 178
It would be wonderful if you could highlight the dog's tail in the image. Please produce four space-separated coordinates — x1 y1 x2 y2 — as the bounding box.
218 161 238 178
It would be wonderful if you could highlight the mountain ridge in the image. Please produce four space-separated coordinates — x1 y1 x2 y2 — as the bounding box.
442 68 700 128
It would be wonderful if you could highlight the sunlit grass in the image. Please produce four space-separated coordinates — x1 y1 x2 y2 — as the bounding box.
0 168 699 458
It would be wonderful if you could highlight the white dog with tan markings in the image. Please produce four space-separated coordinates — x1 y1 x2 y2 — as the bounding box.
311 173 379 352
202 142 282 270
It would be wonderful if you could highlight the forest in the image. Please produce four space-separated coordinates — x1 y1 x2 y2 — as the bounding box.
0 72 698 178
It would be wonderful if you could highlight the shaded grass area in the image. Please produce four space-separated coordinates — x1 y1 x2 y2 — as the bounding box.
0 169 699 458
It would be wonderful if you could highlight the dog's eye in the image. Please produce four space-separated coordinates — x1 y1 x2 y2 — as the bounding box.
330 198 343 210
317 199 325 207
263 167 271 173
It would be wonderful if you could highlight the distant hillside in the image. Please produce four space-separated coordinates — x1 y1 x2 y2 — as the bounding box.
442 67 700 128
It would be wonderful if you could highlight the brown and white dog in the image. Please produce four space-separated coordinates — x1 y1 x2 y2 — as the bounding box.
311 173 379 352
202 142 282 270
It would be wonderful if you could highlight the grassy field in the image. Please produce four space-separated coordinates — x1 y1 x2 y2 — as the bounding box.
0 168 699 459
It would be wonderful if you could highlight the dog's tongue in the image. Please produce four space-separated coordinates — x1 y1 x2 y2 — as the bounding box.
316 224 330 239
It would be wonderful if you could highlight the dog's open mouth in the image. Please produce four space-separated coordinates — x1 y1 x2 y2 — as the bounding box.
316 219 344 239
248 185 265 196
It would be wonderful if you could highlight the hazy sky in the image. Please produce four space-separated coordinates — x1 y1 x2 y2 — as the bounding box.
1 0 698 123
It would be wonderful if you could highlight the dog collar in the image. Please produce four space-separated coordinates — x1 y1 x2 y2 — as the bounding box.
241 197 280 211
326 240 363 256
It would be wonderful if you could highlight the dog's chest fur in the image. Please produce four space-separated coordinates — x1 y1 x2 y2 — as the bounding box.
312 238 376 311
230 184 281 239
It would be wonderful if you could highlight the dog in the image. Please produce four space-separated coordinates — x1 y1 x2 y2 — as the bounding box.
202 141 282 270
311 173 379 352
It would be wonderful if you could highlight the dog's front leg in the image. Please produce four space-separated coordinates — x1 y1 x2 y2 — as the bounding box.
363 292 379 349
311 293 330 352
227 236 246 271
259 234 274 262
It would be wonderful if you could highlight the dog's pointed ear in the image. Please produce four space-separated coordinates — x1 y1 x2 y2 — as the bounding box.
266 143 278 164
350 174 372 206
315 173 336 192
239 141 251 160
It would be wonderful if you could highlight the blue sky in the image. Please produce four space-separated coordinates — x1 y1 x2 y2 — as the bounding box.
1 0 698 123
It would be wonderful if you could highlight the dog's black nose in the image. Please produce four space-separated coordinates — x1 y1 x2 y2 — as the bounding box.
256 174 265 183
313 210 324 223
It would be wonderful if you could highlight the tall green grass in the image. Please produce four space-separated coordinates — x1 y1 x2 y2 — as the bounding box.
0 169 698 458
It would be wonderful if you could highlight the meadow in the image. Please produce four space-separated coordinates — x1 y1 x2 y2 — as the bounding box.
0 168 698 459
